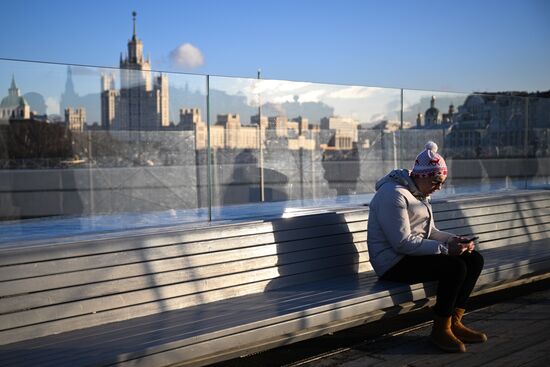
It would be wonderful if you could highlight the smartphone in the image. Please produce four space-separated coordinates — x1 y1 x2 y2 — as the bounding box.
460 236 479 243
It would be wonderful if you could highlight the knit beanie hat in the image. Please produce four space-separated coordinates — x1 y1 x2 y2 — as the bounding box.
411 141 447 178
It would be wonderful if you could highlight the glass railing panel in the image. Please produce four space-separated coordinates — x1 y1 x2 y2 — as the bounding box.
2 58 548 244
0 59 208 244
478 93 531 190
208 76 402 219
402 90 550 195
461 93 536 192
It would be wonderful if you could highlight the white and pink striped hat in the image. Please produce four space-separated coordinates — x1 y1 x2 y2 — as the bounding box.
411 141 447 178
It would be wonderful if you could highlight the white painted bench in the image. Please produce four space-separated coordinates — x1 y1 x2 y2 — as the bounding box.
0 190 549 366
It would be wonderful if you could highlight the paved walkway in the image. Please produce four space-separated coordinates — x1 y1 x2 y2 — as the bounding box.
214 279 550 367
295 281 550 367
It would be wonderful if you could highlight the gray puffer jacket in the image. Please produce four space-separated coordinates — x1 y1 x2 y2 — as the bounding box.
366 169 453 276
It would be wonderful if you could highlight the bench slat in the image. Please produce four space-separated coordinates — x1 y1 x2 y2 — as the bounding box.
0 211 370 266
0 260 376 345
432 190 550 211
436 209 550 230
0 232 368 294
0 250 371 333
478 231 550 250
437 215 550 237
0 243 369 313
0 221 368 281
434 198 550 221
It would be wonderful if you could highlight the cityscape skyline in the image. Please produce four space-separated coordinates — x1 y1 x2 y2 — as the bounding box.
0 65 475 129
0 0 549 94
0 60 468 128
4 11 548 134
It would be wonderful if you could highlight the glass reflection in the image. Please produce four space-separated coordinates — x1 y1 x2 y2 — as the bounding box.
0 59 208 244
208 76 403 219
402 90 550 194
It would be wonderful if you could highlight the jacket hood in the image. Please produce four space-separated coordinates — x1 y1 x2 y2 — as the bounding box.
375 169 425 198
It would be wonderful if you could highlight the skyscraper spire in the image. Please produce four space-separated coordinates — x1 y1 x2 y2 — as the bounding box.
132 11 137 40
125 11 143 65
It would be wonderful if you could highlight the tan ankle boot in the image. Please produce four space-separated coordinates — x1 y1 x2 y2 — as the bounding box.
452 308 487 343
431 314 466 353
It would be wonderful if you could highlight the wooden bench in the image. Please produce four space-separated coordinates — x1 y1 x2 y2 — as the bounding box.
0 189 549 366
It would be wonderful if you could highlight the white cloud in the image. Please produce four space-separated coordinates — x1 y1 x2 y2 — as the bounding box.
369 113 386 121
297 88 328 103
269 94 297 104
235 80 317 105
169 43 204 69
247 80 312 96
327 86 383 99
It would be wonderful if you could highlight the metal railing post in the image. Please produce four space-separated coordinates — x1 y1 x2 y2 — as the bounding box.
206 75 212 221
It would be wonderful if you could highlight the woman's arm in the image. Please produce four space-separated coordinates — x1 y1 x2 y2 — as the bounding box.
376 189 448 256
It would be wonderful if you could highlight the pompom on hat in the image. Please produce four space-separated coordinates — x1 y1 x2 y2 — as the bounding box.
411 141 447 178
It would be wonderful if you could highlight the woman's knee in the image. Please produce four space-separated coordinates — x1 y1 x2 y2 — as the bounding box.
442 256 468 282
463 250 484 271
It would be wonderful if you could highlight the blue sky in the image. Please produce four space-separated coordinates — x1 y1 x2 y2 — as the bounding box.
1 0 549 94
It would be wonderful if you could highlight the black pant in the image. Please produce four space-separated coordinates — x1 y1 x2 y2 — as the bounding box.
381 250 484 317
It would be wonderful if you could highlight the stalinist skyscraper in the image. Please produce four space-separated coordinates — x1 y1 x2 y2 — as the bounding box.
101 12 169 130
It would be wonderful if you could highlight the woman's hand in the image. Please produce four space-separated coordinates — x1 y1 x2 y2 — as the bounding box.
447 236 472 256
457 235 476 253
462 241 475 252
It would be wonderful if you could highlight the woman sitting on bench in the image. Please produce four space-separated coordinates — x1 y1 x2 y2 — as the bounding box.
367 141 487 353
